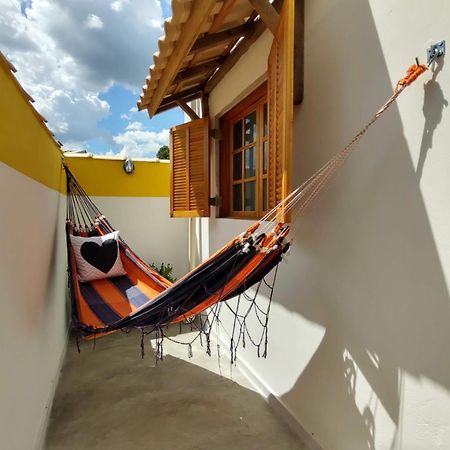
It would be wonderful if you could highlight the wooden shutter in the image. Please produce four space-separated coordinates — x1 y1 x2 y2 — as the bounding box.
170 117 210 217
267 0 294 221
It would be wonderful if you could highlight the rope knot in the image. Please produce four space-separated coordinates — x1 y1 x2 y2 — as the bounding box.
397 63 427 88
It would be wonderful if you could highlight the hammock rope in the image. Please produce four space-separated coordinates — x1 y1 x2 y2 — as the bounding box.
64 62 428 361
258 62 428 233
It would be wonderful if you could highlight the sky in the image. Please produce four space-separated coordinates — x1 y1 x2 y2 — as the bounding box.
0 0 184 158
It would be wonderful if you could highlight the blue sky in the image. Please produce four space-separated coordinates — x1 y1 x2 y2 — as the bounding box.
89 84 183 154
1 0 183 158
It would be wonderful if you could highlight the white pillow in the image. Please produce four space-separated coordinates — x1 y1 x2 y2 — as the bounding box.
70 231 126 282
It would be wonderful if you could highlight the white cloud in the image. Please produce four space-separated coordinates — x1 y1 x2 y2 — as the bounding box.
0 0 164 149
111 0 130 13
113 128 169 158
84 14 103 30
126 121 144 131
120 106 139 121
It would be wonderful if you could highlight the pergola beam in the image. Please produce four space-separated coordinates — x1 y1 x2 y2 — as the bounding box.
190 24 249 54
248 0 279 35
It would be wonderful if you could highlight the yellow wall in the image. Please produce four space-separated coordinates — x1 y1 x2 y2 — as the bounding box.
0 55 65 193
64 157 170 197
0 55 170 198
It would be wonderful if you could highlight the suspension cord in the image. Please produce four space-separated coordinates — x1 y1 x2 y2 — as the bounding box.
257 62 428 235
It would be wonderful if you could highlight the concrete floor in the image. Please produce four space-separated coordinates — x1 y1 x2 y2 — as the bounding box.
45 327 307 450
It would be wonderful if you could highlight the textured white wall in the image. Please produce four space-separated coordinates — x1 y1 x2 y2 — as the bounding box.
0 165 189 449
208 1 450 449
90 196 189 278
0 163 68 450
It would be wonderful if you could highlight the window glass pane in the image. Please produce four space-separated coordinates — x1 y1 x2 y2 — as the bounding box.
233 152 242 180
244 181 256 211
263 103 268 137
244 146 256 178
262 178 268 211
263 141 268 174
244 110 257 145
233 120 242 149
233 184 242 211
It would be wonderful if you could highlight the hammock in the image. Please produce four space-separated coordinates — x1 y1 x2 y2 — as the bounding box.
65 167 291 358
65 63 428 359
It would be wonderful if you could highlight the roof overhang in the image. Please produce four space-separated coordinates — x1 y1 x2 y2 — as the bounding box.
138 0 281 117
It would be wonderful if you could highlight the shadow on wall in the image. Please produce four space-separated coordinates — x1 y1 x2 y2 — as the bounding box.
273 0 450 448
22 169 67 328
417 58 448 180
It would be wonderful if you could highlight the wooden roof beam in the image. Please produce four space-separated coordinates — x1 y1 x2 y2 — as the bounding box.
204 0 283 95
204 19 266 94
209 0 238 34
190 24 249 54
147 0 217 118
153 87 203 114
174 58 222 84
248 0 279 35
176 99 200 120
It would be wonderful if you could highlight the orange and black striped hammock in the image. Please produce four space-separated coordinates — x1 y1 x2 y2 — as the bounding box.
65 62 428 354
65 166 290 345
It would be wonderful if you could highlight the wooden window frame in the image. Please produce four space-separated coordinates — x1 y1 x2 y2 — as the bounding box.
219 82 268 219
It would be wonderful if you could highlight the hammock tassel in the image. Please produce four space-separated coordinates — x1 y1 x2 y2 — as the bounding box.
206 332 211 357
140 330 145 359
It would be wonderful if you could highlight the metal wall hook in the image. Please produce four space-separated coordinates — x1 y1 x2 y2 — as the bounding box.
427 40 446 66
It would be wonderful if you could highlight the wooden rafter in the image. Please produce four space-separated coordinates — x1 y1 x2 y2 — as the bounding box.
204 0 283 95
248 0 279 35
204 19 266 94
176 99 200 120
189 24 249 54
174 58 222 84
156 86 203 114
146 0 217 117
209 0 238 34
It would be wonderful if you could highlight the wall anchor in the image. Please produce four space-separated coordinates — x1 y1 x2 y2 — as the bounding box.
427 40 445 65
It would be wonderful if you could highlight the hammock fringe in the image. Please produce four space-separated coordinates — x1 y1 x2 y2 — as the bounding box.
65 61 428 361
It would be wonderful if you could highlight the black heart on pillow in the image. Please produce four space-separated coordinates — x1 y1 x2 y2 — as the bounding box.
80 239 118 274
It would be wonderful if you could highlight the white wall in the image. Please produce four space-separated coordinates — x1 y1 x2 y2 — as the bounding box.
207 1 450 449
0 166 189 450
0 163 68 450
91 196 189 278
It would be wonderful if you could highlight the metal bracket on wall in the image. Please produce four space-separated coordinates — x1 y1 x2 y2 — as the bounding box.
209 196 221 207
427 40 445 65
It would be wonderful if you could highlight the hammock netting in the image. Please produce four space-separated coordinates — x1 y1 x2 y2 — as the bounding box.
65 62 428 361
65 167 290 361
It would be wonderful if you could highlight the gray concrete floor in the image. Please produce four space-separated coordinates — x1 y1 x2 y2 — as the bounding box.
45 327 307 450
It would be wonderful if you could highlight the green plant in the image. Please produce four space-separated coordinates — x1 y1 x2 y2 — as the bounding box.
156 145 170 160
150 262 177 282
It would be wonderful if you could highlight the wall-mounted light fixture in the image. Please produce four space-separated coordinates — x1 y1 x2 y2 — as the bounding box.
123 156 134 175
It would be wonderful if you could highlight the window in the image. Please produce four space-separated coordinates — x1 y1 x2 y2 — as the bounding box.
218 0 294 221
168 0 294 221
220 84 268 218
